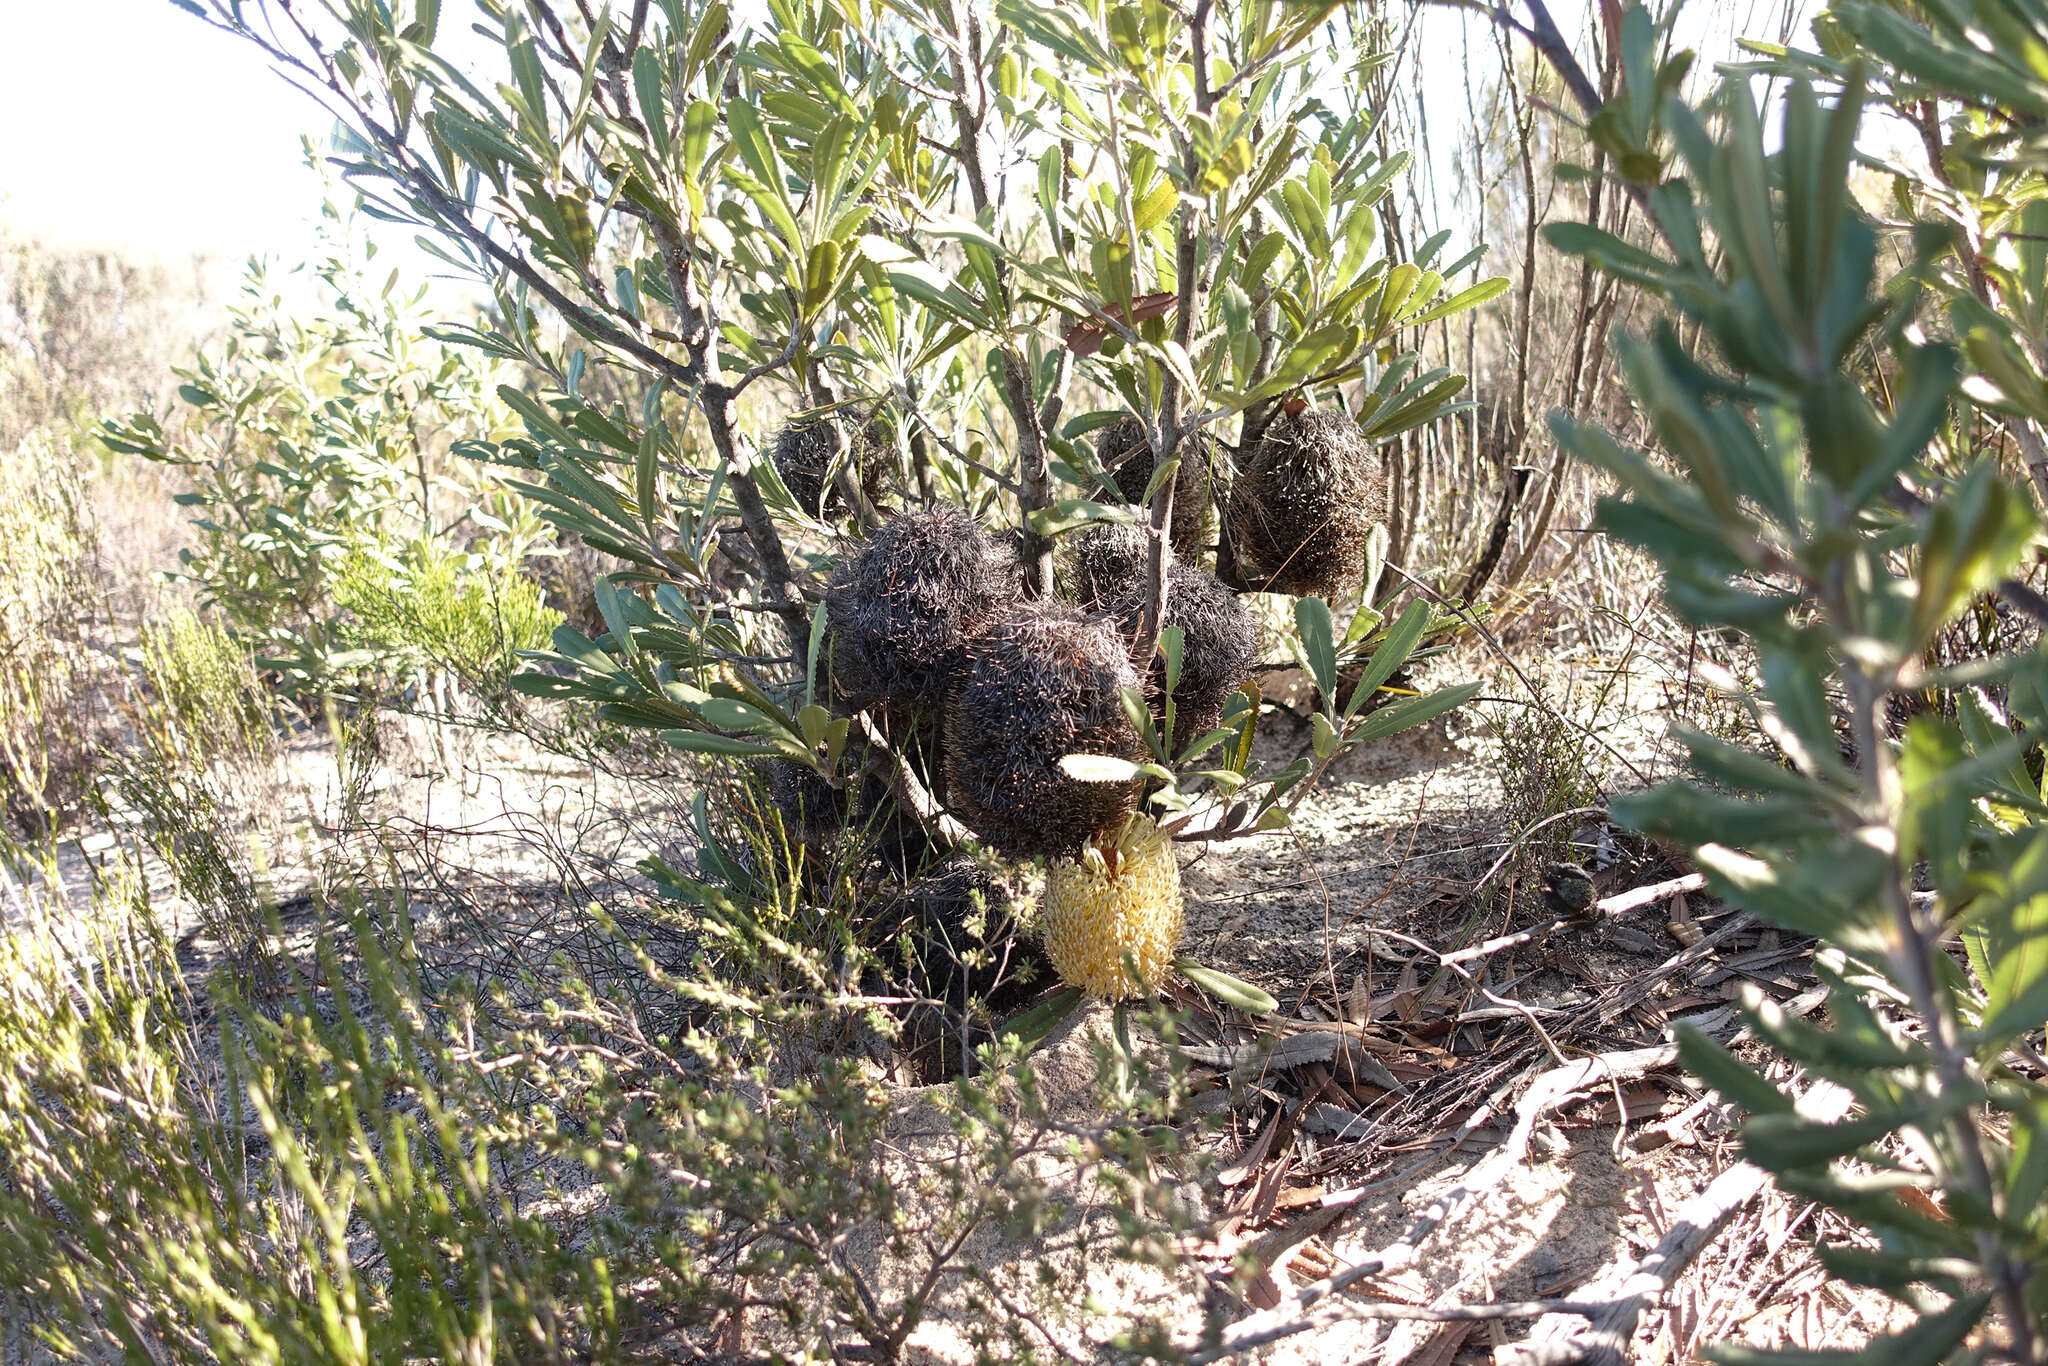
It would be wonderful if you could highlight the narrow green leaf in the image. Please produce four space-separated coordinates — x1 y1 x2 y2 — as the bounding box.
1294 596 1338 709
660 730 780 758
1174 959 1278 1014
1000 987 1087 1046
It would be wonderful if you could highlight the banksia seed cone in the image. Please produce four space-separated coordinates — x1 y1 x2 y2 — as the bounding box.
895 855 1033 1011
825 506 1021 709
1096 414 1214 562
766 756 889 849
944 603 1143 859
1227 408 1386 598
773 416 892 519
1063 520 1154 609
1111 565 1259 739
1041 815 1183 999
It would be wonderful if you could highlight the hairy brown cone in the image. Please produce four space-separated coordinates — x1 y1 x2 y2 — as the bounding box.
772 415 892 519
824 507 1021 709
889 856 1035 1011
1062 520 1154 609
1111 564 1258 741
1226 407 1386 598
944 604 1143 859
1095 414 1214 562
766 756 891 850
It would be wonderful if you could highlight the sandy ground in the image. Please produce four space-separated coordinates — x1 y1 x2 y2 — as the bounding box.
2 647 1906 1364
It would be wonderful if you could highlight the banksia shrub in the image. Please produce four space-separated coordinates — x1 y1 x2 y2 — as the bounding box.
773 416 892 519
1226 407 1386 597
1041 815 1183 999
1063 520 1153 609
1096 415 1213 561
824 507 1021 709
1112 565 1258 739
944 603 1143 858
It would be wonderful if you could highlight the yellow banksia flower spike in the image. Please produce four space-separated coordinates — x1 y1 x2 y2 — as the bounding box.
1040 815 1183 999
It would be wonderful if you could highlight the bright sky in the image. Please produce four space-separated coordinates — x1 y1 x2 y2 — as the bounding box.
0 0 329 260
0 1 1819 280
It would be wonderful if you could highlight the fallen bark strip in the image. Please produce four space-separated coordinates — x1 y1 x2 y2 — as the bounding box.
1444 873 1708 965
1185 1044 1688 1362
1500 1078 1856 1366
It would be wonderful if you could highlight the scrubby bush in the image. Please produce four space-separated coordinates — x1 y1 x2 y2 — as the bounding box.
0 827 1202 1363
135 607 283 772
332 537 561 703
28 0 1520 1352
0 222 210 449
100 198 543 694
0 436 124 833
185 0 1487 1018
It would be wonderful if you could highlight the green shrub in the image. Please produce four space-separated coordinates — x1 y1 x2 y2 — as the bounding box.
0 434 124 833
0 820 1198 1363
185 0 1490 1026
332 537 562 701
136 607 282 772
0 222 209 450
1549 14 2048 1358
100 193 541 695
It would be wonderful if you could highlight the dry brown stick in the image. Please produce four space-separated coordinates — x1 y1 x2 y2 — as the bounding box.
1500 1079 1856 1366
1184 1043 1689 1362
1442 872 1707 965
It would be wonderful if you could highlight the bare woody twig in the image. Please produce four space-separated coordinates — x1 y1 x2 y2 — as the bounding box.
940 0 1055 597
1443 873 1706 964
1134 0 1214 664
1457 22 1540 605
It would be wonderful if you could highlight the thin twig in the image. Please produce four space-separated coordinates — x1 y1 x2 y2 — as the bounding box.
1444 872 1706 965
